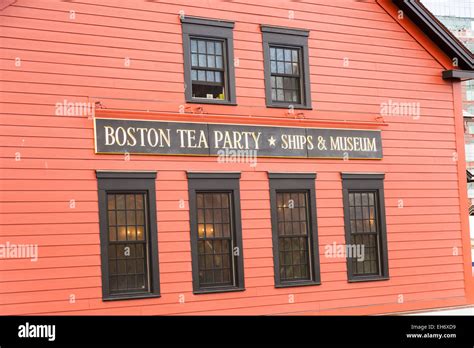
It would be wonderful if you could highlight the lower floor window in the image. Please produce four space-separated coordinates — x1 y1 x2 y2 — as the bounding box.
348 191 380 276
188 172 245 293
97 171 161 300
342 173 389 282
269 173 321 287
196 192 234 286
277 191 311 281
107 193 149 294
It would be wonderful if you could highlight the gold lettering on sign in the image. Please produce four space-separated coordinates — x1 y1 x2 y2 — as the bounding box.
198 130 209 149
104 126 172 148
177 129 209 149
330 136 376 152
115 127 126 146
214 130 261 150
136 128 148 146
252 132 261 150
160 129 171 147
281 134 312 150
126 127 137 146
104 126 115 146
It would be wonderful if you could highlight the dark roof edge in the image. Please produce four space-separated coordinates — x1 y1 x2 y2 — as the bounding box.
392 0 473 71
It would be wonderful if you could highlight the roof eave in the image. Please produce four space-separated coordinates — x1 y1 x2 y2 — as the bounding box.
392 0 474 71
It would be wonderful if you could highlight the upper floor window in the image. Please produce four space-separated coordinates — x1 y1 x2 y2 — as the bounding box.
96 171 161 300
341 173 389 282
181 16 236 105
270 46 302 104
261 25 311 109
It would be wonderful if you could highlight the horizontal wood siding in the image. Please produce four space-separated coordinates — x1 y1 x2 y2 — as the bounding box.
0 0 469 315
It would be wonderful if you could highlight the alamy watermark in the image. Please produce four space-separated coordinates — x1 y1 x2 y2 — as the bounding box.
324 242 365 262
380 99 420 119
18 322 55 341
0 242 38 262
217 148 257 167
55 99 95 117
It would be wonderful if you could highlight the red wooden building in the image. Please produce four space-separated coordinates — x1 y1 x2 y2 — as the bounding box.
0 0 473 315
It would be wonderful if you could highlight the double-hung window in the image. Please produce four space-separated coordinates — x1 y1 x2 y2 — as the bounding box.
268 173 321 287
187 172 245 293
181 16 236 104
96 171 160 300
261 25 311 109
341 173 389 282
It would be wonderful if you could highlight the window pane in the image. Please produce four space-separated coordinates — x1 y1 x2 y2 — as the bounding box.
276 48 284 60
206 70 215 82
191 54 198 67
198 54 206 67
118 226 126 241
117 211 125 225
108 211 116 226
277 89 284 101
136 195 143 209
292 49 298 62
126 194 135 209
216 56 223 69
191 39 198 53
207 41 214 54
292 62 299 75
109 227 116 241
198 40 206 53
274 76 281 89
277 61 284 73
292 91 298 102
116 194 125 209
270 61 277 73
197 70 206 81
215 41 222 55
215 71 222 83
108 195 115 210
207 55 215 68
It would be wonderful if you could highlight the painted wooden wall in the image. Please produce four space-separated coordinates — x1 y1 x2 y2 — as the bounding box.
0 0 471 315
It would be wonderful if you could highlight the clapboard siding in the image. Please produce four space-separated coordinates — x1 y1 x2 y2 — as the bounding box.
0 0 471 315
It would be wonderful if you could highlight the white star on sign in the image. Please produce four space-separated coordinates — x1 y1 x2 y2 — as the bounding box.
268 136 276 147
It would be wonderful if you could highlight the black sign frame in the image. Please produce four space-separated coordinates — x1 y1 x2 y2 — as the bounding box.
94 118 383 160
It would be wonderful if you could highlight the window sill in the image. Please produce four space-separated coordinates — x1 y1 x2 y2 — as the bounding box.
348 275 390 283
193 286 245 295
186 99 237 106
266 103 312 110
275 280 321 288
103 292 161 301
